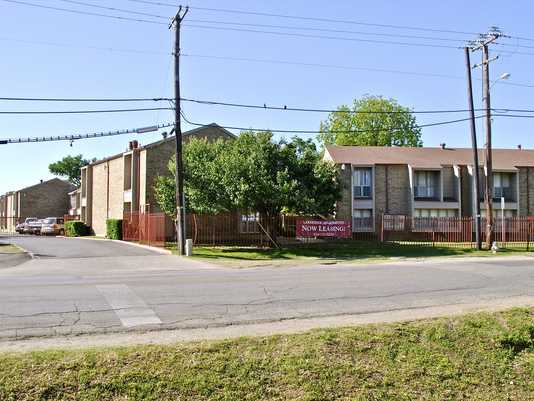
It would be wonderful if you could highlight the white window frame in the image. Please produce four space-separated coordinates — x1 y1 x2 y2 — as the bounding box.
353 168 372 198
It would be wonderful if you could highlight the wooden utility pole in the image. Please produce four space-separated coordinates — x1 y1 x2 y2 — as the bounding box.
468 28 503 250
464 47 482 250
170 6 188 255
482 43 494 249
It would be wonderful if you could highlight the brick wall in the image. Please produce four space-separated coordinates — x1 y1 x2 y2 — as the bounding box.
460 166 473 216
518 167 534 215
335 164 352 220
18 179 74 220
91 163 108 236
374 164 411 216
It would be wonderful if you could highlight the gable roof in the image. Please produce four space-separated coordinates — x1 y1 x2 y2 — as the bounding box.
324 145 534 170
88 123 235 167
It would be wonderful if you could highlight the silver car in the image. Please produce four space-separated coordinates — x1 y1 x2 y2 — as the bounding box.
40 217 65 236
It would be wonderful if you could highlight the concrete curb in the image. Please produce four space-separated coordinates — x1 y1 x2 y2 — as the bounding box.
65 236 172 255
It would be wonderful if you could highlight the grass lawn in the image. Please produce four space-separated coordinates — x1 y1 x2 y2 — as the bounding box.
183 242 533 264
1 308 534 400
0 243 23 254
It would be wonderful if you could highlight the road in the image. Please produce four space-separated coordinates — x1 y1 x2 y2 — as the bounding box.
1 235 534 346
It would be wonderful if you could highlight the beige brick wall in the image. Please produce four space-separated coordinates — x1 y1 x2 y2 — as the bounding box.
91 163 108 236
108 157 124 221
335 164 352 220
374 164 411 216
518 167 534 215
460 166 473 216
19 179 74 220
442 166 457 200
139 150 147 211
90 158 125 236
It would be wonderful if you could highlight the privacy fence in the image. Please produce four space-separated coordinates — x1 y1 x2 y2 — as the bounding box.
120 212 534 250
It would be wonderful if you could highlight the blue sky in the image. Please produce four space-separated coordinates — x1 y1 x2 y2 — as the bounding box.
1 0 534 193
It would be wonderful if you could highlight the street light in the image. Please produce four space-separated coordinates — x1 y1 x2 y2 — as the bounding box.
490 72 511 89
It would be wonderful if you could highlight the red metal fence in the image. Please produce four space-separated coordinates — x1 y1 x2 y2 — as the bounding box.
381 214 534 248
123 212 170 247
121 212 534 249
64 214 81 222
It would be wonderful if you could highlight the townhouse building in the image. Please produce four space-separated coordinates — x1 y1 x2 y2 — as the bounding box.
324 145 534 232
80 123 235 236
0 178 75 231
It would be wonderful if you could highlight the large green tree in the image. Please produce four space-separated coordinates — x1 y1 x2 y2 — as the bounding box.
154 133 341 242
48 155 92 186
319 95 423 147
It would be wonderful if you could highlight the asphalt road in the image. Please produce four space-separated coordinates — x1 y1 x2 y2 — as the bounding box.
4 235 159 258
1 235 534 342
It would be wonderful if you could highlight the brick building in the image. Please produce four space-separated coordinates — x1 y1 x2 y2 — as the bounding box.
0 178 75 231
324 145 534 232
80 123 235 236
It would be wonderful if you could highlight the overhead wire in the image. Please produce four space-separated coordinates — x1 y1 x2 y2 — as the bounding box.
0 107 173 115
1 0 167 25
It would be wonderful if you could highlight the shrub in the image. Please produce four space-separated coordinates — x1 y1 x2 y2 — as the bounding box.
106 219 123 240
64 220 91 237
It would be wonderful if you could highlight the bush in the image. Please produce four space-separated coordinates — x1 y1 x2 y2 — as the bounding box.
64 220 91 237
106 219 123 240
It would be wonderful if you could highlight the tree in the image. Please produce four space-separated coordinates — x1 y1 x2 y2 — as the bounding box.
48 155 92 186
154 138 232 218
153 133 341 243
318 95 423 147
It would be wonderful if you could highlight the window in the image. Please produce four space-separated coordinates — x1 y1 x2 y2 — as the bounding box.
414 171 439 199
353 168 372 198
414 209 457 218
240 212 259 234
353 209 373 231
493 173 512 200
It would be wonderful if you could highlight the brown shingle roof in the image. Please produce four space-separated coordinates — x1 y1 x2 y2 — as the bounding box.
325 145 534 170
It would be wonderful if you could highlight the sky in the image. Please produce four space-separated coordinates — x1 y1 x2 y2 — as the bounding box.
1 0 534 194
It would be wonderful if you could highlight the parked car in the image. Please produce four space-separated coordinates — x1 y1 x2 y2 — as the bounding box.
40 217 65 236
27 219 44 235
16 217 38 234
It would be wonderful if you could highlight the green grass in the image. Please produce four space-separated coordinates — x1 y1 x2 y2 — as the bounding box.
0 243 23 254
2 308 534 400
183 242 532 263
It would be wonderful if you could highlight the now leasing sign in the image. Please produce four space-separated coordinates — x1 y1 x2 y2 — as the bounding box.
296 220 352 238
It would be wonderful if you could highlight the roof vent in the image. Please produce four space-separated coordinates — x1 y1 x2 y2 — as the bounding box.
40 179 43 183
518 144 522 150
440 143 446 150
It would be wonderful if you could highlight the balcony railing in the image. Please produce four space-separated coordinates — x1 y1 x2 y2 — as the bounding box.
354 186 372 199
414 185 440 200
353 217 374 231
493 187 515 202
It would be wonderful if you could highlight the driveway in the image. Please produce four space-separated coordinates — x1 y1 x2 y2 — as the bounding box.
2 235 160 258
1 235 534 348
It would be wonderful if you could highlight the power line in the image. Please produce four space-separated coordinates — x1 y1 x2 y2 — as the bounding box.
1 0 167 25
54 0 169 19
180 110 483 135
0 123 174 144
180 97 478 114
182 24 459 49
125 0 478 36
0 107 173 115
184 19 470 43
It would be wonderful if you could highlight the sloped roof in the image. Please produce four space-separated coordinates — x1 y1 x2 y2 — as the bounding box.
88 123 234 167
324 145 534 170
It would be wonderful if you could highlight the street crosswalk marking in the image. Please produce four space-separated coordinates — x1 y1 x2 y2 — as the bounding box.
96 284 162 328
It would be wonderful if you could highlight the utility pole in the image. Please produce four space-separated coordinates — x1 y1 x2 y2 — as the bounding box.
170 6 189 255
482 43 494 250
464 47 482 250
469 28 502 250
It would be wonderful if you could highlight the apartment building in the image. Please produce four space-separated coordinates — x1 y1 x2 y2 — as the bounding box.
0 178 75 231
80 123 235 235
324 145 534 232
